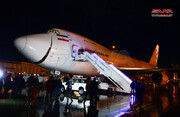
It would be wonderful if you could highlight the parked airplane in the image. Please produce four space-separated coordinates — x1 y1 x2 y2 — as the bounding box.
14 28 168 85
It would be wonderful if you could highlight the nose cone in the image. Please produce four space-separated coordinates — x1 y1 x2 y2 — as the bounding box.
14 34 51 63
14 36 27 52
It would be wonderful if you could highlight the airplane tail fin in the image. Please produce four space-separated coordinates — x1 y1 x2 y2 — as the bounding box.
149 45 159 66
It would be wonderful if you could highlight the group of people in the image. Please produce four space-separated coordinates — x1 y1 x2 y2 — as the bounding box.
0 72 40 108
45 75 64 102
0 72 100 112
0 73 25 99
45 75 74 102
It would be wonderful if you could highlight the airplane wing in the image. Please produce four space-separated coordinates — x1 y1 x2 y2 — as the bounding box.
117 67 180 85
117 67 163 75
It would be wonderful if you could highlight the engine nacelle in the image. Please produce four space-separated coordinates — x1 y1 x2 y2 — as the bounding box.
152 71 169 85
152 72 162 84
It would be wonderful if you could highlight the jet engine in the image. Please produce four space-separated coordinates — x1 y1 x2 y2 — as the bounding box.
152 72 162 84
152 71 169 84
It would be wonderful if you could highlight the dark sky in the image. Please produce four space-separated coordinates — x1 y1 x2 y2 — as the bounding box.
0 0 179 68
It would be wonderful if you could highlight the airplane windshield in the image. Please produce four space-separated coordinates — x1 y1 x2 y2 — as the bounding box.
47 29 60 34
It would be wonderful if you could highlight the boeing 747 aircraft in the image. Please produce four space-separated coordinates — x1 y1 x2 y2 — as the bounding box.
14 28 168 93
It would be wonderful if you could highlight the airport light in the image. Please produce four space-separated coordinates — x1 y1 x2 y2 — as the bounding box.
112 45 116 49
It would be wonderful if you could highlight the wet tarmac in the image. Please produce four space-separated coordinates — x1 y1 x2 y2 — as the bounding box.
0 82 180 117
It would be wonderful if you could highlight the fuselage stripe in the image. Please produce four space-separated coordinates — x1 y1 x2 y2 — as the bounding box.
57 38 69 42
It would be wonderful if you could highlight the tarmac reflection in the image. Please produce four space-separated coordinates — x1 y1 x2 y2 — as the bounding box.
63 97 73 116
42 101 53 117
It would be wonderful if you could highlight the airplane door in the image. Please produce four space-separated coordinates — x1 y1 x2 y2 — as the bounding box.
72 45 79 58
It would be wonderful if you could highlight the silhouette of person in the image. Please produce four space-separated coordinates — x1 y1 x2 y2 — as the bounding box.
66 78 73 98
45 76 54 102
53 76 62 100
134 80 144 110
3 73 12 98
84 77 91 103
34 75 40 105
0 74 3 97
89 77 99 108
130 79 136 94
14 74 25 98
26 74 40 107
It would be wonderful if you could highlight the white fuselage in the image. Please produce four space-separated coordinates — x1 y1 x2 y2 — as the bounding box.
14 28 157 76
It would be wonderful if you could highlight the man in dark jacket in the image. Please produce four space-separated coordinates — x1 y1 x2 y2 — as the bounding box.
45 76 54 102
14 74 25 98
84 77 91 103
89 77 99 107
3 73 12 98
26 74 40 107
134 80 144 110
53 76 62 99
130 80 136 94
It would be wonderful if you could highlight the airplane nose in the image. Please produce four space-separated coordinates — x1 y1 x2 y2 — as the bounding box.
14 34 52 63
14 36 27 52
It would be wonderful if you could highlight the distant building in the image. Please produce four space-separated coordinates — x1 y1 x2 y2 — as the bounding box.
0 60 50 76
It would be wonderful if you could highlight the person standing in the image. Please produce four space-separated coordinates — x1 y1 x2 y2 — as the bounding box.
26 74 40 107
66 78 73 98
3 73 12 98
130 79 136 94
34 75 40 104
14 74 25 98
89 77 99 108
134 80 144 110
84 77 91 103
53 76 62 100
45 76 54 102
0 73 3 97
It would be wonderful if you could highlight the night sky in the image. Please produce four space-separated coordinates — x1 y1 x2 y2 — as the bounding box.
0 0 179 68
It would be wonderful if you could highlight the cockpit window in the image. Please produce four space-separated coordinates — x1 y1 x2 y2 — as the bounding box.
47 29 60 34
